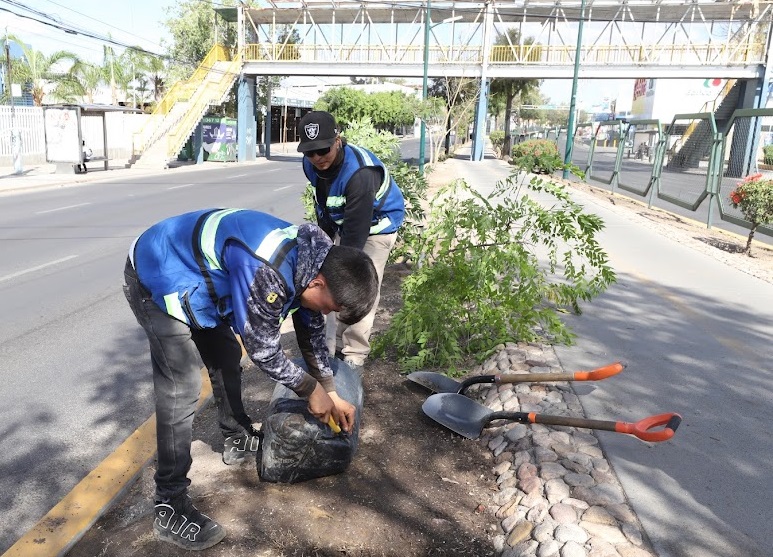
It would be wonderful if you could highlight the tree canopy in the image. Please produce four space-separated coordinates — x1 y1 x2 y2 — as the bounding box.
163 0 238 81
489 29 542 158
0 34 80 106
315 87 418 132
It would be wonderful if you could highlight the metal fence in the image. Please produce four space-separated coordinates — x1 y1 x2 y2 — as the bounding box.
0 106 46 165
569 107 773 239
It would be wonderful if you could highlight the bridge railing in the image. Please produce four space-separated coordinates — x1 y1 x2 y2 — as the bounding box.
242 42 767 66
133 45 234 155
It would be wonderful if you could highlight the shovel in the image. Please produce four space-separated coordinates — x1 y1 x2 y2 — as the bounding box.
422 393 681 443
408 362 624 395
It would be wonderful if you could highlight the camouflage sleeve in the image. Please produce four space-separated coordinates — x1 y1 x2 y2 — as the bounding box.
232 259 319 397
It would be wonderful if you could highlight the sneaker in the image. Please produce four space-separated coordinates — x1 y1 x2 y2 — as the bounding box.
222 431 261 465
154 493 225 550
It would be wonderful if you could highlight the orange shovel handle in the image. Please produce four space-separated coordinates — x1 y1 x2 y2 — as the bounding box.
527 411 682 443
572 361 625 381
494 361 625 385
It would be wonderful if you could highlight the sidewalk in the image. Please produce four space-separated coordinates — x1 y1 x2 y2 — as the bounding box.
0 138 486 197
414 150 773 556
0 150 285 196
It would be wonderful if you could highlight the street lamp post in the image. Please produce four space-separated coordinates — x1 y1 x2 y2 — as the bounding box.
418 0 432 175
562 0 587 180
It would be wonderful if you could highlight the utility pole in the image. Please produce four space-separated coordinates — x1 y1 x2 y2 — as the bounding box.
5 28 22 175
562 0 586 180
3 31 10 104
418 0 431 175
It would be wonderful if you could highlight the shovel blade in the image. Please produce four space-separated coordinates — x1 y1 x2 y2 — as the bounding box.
422 393 491 439
408 371 462 394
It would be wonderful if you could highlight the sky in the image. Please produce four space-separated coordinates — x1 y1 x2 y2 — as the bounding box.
0 0 636 109
1 0 175 63
541 78 635 111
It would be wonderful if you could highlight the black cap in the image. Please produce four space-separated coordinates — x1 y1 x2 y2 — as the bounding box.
297 111 339 152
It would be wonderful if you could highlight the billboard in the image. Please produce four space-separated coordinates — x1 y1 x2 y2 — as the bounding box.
630 78 726 121
43 107 80 163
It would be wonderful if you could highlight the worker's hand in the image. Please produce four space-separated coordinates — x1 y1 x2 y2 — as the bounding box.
307 382 335 425
328 391 356 433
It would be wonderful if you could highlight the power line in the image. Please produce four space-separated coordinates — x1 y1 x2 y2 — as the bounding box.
34 0 166 51
0 1 169 59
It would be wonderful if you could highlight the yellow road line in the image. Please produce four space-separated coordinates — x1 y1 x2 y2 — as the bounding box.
2 368 213 557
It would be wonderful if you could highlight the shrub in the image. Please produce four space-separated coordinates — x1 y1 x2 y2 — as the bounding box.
729 173 773 256
372 169 616 373
489 130 505 157
340 118 401 167
510 138 562 174
763 145 773 166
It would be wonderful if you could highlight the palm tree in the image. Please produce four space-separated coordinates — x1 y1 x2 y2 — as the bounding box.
144 54 166 103
0 33 80 106
59 61 105 103
106 50 133 106
103 45 116 104
489 30 542 159
123 48 151 108
131 76 153 109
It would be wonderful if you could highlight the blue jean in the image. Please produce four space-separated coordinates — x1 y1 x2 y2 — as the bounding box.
123 258 250 500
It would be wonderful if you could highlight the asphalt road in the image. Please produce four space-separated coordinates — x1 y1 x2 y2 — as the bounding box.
0 156 309 553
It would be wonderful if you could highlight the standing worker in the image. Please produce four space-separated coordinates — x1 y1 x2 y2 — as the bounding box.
123 208 378 550
297 111 405 372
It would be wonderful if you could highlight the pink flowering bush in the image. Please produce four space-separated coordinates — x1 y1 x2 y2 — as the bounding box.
729 173 773 256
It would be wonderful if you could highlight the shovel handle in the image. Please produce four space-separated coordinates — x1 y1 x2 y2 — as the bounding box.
488 361 625 387
487 411 682 443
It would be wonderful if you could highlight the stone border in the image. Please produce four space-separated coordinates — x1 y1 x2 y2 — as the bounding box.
467 342 657 557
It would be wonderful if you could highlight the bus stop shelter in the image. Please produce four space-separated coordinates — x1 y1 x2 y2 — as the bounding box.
42 104 141 174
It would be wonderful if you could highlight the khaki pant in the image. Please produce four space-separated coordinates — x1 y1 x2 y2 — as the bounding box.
326 232 397 366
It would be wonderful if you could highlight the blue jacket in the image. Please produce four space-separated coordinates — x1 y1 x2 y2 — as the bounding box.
130 209 334 393
303 144 405 237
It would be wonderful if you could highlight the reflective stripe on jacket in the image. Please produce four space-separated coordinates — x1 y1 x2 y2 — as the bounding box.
303 144 405 236
132 209 299 329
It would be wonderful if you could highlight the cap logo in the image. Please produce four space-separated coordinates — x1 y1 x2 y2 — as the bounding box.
304 123 319 140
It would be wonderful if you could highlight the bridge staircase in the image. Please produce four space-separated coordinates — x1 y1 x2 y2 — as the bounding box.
665 80 742 171
131 45 241 169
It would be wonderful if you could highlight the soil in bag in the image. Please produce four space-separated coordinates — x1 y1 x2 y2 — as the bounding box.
258 358 363 483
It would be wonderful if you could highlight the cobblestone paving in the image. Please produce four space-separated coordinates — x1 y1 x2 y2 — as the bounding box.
468 343 657 557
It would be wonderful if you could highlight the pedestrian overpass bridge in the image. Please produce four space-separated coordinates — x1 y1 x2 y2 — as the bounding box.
238 0 772 80
132 0 773 166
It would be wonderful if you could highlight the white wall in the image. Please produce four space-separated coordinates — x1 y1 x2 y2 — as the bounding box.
0 106 149 168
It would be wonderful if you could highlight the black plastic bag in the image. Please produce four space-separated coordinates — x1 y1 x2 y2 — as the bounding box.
258 359 363 483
